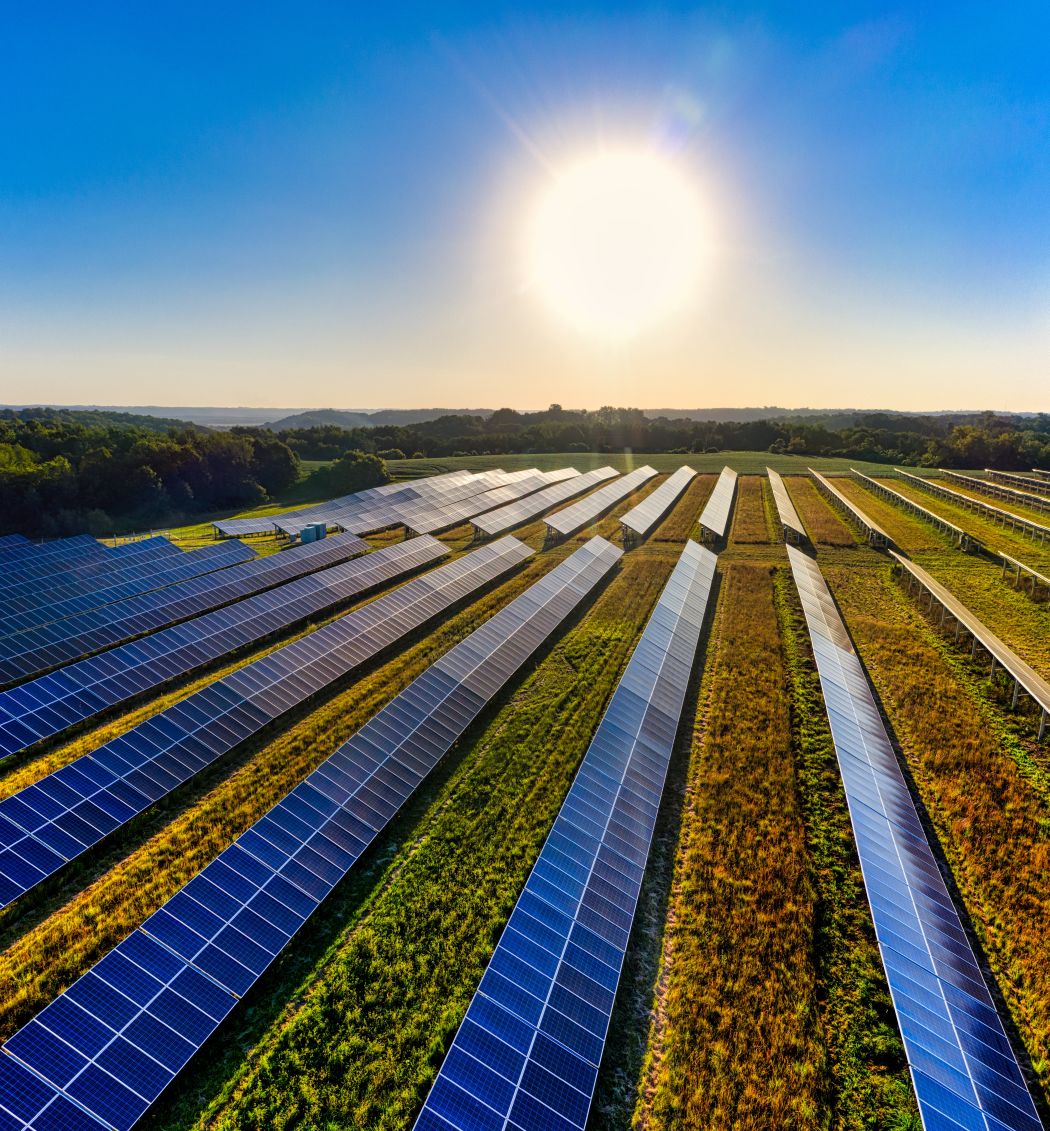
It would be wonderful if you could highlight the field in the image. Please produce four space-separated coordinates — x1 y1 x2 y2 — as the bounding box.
2 463 1049 1130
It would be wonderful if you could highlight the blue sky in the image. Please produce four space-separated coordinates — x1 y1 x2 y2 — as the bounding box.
2 2 1048 410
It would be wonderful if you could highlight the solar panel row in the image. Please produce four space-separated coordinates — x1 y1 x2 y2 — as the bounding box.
766 469 806 545
472 468 615 539
786 546 1042 1131
0 534 370 692
809 469 892 547
896 470 1050 545
0 538 111 586
619 466 696 546
545 467 658 539
849 470 979 552
212 471 477 538
985 470 1050 498
942 470 1050 516
0 537 621 1131
889 551 1050 740
0 542 256 638
696 466 738 543
0 535 99 565
0 537 532 908
273 471 508 538
0 534 411 758
0 537 184 610
415 539 718 1131
403 473 565 537
0 534 30 552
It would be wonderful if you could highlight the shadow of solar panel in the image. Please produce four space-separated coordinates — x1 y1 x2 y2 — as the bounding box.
0 537 535 909
0 537 620 1131
545 468 658 539
0 533 372 705
619 467 696 544
415 540 718 1131
767 468 806 545
785 546 1042 1131
0 541 256 638
696 466 738 542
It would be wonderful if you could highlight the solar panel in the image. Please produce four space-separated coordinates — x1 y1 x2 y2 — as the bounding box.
0 534 368 691
473 469 617 539
619 466 696 547
0 534 404 757
415 539 718 1131
0 537 535 908
942 470 1050 516
809 470 892 547
212 472 479 538
0 541 257 638
696 466 738 543
0 538 111 586
0 534 29 553
0 534 100 565
0 537 621 1131
545 467 658 539
785 546 1042 1131
402 474 557 537
849 470 978 552
767 468 806 545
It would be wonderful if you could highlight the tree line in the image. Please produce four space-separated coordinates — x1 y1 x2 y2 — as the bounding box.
269 405 1050 469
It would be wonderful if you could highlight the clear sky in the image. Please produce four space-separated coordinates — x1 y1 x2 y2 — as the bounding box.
2 2 1048 412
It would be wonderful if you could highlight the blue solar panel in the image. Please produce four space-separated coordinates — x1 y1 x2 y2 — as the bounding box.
0 541 254 637
0 536 621 1131
415 539 718 1131
0 538 110 585
786 546 1042 1131
0 536 537 908
0 533 369 697
0 534 30 553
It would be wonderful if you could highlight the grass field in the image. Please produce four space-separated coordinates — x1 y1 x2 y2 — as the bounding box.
4 465 1050 1129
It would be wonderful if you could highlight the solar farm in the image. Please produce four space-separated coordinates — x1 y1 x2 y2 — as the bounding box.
1 464 1049 1131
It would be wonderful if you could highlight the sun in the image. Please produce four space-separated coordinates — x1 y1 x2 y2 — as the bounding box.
526 150 709 340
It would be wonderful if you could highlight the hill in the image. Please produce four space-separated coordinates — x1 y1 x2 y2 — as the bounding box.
264 407 494 430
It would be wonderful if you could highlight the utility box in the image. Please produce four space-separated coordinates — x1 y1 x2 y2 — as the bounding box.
301 522 328 544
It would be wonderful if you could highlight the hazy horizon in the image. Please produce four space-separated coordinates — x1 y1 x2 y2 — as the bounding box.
3 4 1048 412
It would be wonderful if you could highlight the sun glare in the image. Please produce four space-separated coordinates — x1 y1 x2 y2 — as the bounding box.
526 150 709 340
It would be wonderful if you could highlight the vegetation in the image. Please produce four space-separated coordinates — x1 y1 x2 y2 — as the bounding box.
726 475 770 543
785 476 857 546
267 406 1050 467
0 412 300 536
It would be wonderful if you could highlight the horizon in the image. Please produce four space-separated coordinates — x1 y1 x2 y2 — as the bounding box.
2 4 1048 412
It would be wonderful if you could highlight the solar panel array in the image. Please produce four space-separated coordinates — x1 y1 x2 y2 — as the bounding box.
0 536 534 908
986 470 1050 498
940 470 1050 517
0 534 29 552
785 546 1042 1131
619 466 696 546
545 467 658 539
889 550 1050 740
472 468 615 539
896 470 1050 545
211 471 475 538
849 470 979 552
767 469 806 545
0 537 110 585
697 466 738 543
0 534 369 691
415 539 717 1131
0 537 620 1131
809 469 892 547
0 541 256 638
0 535 423 761
399 473 562 537
273 471 525 539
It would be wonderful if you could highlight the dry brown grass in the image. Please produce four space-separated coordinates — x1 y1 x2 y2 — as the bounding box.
786 477 857 546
